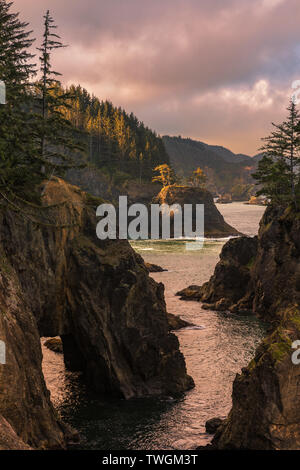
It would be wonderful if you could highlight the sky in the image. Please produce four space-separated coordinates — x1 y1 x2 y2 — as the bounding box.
13 0 300 155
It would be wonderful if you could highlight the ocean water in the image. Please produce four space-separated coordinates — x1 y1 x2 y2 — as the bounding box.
42 202 266 449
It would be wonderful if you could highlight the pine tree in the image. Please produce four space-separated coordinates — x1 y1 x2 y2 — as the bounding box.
254 100 300 208
34 10 85 176
252 156 290 205
54 84 170 182
0 0 38 191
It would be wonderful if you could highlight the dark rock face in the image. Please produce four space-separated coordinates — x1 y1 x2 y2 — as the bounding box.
205 418 224 435
213 310 300 449
154 185 240 238
145 262 167 273
44 338 63 353
186 205 300 449
177 236 258 313
0 263 67 449
166 313 193 330
251 206 300 321
0 416 32 450
0 178 193 448
66 167 120 203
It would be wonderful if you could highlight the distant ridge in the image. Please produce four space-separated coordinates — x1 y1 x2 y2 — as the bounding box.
162 135 262 196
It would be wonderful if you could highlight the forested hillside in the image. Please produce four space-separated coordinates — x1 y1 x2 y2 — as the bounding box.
63 85 169 182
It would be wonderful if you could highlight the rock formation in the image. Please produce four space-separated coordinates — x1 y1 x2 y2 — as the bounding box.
0 178 193 449
0 256 69 449
154 185 240 238
0 416 32 450
177 236 257 313
145 262 167 273
166 313 193 330
44 338 63 353
205 418 224 435
180 205 300 449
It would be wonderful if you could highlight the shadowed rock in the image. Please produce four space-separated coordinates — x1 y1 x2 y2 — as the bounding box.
154 185 241 238
145 262 167 272
177 236 258 313
193 206 300 449
205 418 224 435
0 263 68 449
0 178 194 448
44 338 63 353
166 313 194 330
0 416 32 450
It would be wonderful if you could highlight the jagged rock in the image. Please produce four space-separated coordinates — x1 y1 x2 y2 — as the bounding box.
178 236 257 310
44 338 63 353
201 303 215 310
166 313 193 330
0 178 193 448
145 262 167 273
213 310 300 449
176 285 202 301
0 263 67 449
66 167 120 203
201 206 300 449
205 418 224 435
0 416 32 450
153 185 240 238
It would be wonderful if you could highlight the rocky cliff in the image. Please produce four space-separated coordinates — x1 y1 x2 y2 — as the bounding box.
0 260 68 449
180 205 300 449
177 236 257 313
154 185 240 238
0 178 193 449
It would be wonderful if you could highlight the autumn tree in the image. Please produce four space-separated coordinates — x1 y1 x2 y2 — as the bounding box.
152 164 176 187
190 167 206 188
62 85 170 182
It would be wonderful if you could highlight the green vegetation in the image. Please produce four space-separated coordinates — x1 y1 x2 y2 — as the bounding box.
0 1 170 207
0 1 85 202
231 183 254 201
0 0 39 194
34 10 85 174
253 100 300 209
64 85 170 182
268 328 292 363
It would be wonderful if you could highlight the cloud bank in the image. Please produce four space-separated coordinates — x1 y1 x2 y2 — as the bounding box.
13 0 300 153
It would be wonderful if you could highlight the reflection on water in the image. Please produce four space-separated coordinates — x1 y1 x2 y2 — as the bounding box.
42 202 266 449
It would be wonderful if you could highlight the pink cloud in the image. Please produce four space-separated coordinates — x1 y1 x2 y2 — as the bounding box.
12 0 300 153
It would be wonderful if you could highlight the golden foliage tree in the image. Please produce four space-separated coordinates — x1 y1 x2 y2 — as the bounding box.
152 164 176 187
190 167 206 188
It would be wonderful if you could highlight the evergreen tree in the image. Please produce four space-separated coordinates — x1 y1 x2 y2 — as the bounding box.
34 10 85 176
62 85 170 182
252 156 290 205
254 100 300 208
0 0 38 191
